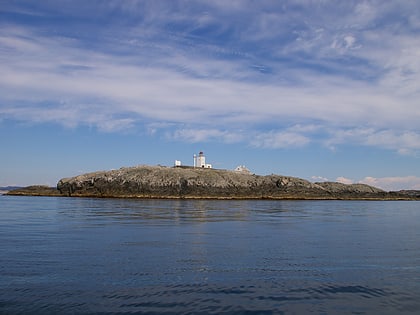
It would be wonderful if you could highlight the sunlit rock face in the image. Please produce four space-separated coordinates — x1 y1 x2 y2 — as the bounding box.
56 165 392 200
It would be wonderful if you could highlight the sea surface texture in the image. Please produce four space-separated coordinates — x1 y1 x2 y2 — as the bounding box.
1 196 420 314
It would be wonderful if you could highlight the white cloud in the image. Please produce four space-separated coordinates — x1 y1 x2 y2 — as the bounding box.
311 176 329 182
169 128 244 143
1 2 420 153
359 176 420 191
96 118 135 133
326 128 420 156
313 175 420 191
344 35 356 49
251 131 310 149
166 127 313 149
336 177 354 185
353 2 377 26
330 34 359 53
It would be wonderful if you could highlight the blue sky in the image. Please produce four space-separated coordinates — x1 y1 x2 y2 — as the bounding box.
1 0 420 191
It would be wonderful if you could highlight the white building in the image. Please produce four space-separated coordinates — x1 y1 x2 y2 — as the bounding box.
194 151 212 168
234 165 251 174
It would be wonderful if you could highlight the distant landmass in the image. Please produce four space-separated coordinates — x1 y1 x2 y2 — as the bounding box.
5 165 420 200
0 186 22 194
5 185 61 196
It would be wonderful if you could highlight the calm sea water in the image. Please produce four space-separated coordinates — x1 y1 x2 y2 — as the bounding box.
1 196 420 314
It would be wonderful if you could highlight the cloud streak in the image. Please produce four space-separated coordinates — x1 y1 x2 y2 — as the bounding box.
334 176 420 191
311 175 420 191
359 176 420 191
0 1 419 155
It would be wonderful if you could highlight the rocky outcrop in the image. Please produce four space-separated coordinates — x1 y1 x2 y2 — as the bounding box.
6 166 417 200
56 165 325 199
397 190 420 198
53 165 407 200
314 182 388 199
5 185 61 196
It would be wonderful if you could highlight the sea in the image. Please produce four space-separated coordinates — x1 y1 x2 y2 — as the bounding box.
1 196 420 314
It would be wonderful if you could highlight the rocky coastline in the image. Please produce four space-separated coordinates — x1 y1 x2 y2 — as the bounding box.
5 165 419 200
5 185 62 197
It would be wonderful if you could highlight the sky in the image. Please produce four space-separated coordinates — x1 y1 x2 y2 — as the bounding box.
1 0 420 191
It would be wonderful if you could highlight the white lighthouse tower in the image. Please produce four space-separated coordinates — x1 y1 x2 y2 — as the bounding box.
194 151 212 168
197 151 205 167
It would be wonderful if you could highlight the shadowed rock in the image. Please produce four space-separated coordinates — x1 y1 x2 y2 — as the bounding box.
5 185 61 196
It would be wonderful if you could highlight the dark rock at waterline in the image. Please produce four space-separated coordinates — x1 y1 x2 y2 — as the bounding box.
397 190 420 198
5 185 61 196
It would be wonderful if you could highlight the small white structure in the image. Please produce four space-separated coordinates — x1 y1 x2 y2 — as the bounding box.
174 160 182 167
234 165 251 174
194 151 212 168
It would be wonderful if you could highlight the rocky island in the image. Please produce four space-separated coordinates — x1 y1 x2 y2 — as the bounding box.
6 165 419 200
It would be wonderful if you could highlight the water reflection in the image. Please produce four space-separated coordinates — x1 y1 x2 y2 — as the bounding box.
56 198 338 225
58 198 256 225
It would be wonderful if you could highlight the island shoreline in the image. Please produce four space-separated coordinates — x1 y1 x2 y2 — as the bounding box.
5 165 420 200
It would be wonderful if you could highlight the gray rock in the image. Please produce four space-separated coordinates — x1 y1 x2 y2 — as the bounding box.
55 165 401 199
5 185 61 196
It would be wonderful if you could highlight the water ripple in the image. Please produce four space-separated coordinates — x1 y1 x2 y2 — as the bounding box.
2 197 420 314
89 282 419 314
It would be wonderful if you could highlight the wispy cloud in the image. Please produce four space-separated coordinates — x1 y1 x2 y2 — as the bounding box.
311 176 329 182
336 177 354 185
326 128 420 156
0 1 419 155
359 176 420 191
251 131 310 149
311 175 420 191
169 128 244 143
